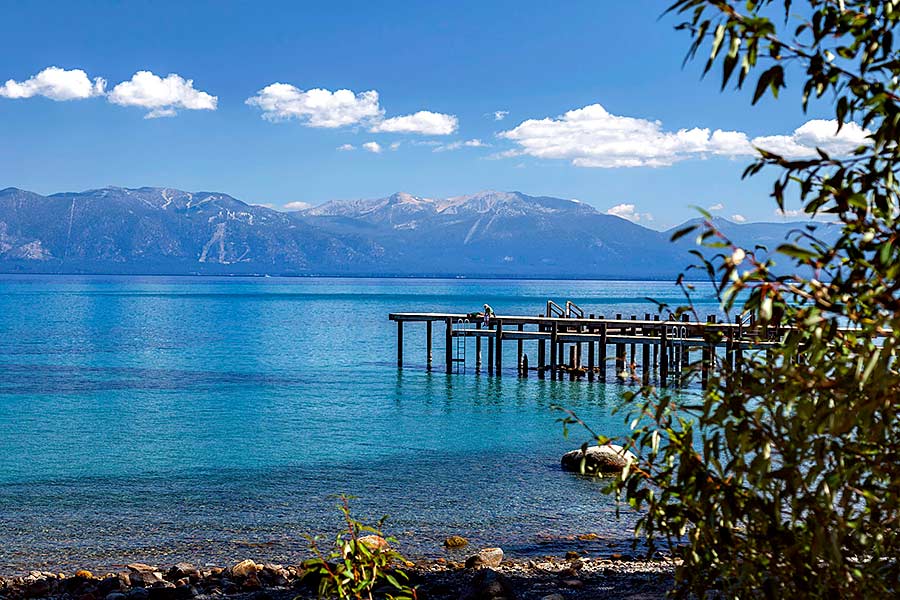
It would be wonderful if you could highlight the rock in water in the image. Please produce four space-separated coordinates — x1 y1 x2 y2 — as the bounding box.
444 535 469 548
465 548 504 569
560 444 636 475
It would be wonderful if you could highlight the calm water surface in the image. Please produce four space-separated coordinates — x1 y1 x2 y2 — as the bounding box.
0 276 717 573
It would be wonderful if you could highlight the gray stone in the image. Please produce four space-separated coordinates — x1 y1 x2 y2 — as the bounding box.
166 564 198 582
129 570 165 588
461 568 516 600
98 575 129 594
561 444 636 475
127 588 150 600
106 593 127 600
25 578 50 598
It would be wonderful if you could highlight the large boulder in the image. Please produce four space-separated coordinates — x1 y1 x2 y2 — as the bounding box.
465 548 504 569
358 535 390 551
561 444 636 475
230 560 259 579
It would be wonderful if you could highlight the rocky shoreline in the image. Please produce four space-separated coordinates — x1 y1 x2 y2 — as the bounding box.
0 554 676 600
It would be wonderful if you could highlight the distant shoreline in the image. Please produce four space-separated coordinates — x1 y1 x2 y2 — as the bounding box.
0 271 698 282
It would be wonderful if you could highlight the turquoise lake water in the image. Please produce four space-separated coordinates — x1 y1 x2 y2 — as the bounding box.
0 276 719 573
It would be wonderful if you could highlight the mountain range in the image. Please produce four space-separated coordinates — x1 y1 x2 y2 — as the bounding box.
0 186 830 278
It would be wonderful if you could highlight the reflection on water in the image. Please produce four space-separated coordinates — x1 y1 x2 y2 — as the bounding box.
0 276 711 572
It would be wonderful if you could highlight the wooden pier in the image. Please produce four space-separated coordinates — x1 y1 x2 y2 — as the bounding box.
389 304 782 388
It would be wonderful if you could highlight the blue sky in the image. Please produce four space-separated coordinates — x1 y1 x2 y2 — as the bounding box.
0 0 858 229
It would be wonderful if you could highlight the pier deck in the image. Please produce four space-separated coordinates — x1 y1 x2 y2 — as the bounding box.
389 308 783 387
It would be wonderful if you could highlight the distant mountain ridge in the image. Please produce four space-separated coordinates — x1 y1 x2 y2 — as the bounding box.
0 186 828 278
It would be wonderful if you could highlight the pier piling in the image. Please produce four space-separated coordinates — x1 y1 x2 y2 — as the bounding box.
445 318 452 374
495 320 503 376
426 321 432 370
397 321 404 368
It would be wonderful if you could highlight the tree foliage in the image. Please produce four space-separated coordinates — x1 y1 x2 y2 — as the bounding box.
579 1 900 597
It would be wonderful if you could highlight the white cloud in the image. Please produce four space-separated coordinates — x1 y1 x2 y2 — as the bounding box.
371 110 458 135
709 202 724 211
775 208 804 218
246 84 457 135
108 71 217 118
389 141 401 151
252 203 276 209
606 203 653 222
246 84 382 127
433 138 489 152
284 201 313 211
493 110 509 121
731 214 747 223
499 103 870 168
753 120 869 159
362 141 382 153
0 66 106 101
337 144 356 151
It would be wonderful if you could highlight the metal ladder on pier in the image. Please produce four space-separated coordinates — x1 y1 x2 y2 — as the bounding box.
452 318 471 373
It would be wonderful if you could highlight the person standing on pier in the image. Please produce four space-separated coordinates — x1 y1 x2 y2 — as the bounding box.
483 303 495 327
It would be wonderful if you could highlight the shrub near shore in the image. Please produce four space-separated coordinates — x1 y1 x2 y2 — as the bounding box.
568 2 900 598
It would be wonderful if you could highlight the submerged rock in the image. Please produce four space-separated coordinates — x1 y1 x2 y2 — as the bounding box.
560 444 636 475
444 535 469 549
